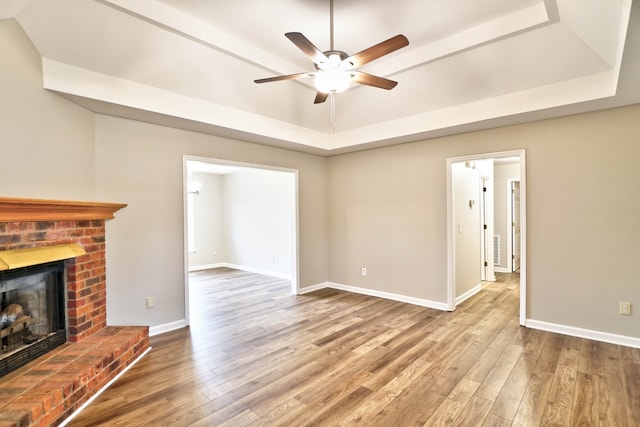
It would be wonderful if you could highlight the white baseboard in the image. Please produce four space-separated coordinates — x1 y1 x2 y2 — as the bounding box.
195 263 290 280
226 263 292 280
494 267 511 273
149 319 186 337
298 282 330 294
154 284 640 350
189 263 225 272
456 284 482 305
526 319 640 349
282 283 640 349
328 282 449 311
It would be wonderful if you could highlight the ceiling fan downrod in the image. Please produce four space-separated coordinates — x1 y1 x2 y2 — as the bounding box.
330 0 335 51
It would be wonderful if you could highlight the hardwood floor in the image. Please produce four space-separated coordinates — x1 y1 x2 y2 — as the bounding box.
67 269 640 426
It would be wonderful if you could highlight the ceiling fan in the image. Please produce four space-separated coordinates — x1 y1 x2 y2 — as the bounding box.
254 0 409 104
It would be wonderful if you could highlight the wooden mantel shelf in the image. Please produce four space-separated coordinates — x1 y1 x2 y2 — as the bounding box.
0 197 127 222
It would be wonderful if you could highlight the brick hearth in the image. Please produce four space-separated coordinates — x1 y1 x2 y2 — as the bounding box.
0 198 150 426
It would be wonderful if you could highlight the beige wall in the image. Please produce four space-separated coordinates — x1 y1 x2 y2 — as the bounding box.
2 17 638 340
328 142 450 302
328 104 640 338
452 162 481 298
188 172 224 269
223 169 294 277
94 115 328 328
0 19 328 330
0 19 95 200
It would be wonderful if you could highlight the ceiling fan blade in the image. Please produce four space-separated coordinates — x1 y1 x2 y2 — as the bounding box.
351 72 398 90
343 34 409 69
254 72 312 84
285 32 329 64
314 92 329 104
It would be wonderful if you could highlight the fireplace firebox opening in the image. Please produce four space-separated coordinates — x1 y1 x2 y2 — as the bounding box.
0 260 67 377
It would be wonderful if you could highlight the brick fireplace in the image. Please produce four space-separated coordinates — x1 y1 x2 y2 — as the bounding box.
0 198 150 426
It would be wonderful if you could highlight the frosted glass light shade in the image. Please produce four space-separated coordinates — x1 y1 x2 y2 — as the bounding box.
314 70 352 94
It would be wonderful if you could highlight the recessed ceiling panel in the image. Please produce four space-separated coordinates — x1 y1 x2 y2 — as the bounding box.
3 0 638 153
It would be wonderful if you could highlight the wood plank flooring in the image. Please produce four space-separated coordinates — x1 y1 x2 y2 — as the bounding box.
67 269 640 426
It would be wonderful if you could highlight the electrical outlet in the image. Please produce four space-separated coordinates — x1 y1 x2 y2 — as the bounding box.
361 267 367 276
146 296 155 310
619 301 632 315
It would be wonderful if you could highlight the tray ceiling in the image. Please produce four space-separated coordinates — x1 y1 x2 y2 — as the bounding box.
2 0 639 154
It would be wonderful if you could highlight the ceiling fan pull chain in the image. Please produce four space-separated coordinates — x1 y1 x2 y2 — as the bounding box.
331 92 336 132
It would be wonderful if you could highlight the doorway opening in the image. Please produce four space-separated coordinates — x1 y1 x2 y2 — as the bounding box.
446 150 526 325
182 156 299 326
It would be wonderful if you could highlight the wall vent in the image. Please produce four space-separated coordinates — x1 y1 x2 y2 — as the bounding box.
493 235 500 265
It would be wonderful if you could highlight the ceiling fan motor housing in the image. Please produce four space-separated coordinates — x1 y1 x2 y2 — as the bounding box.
314 50 350 70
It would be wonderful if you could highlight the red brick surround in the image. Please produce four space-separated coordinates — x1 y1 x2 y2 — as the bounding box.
0 220 108 342
0 326 148 426
0 198 150 426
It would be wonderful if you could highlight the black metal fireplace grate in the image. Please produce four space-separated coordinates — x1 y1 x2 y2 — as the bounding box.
0 329 66 377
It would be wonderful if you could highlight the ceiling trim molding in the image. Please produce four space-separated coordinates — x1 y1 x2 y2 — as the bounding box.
364 1 550 78
42 57 618 153
97 0 304 79
42 58 332 150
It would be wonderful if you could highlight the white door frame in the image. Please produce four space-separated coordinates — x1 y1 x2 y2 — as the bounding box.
447 150 527 325
507 178 521 273
182 155 300 327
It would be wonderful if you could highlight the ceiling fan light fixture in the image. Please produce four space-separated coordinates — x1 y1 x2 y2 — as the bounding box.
314 69 352 94
253 0 409 105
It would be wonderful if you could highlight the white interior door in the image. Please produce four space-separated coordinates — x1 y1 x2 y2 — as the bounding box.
480 178 495 282
512 181 521 272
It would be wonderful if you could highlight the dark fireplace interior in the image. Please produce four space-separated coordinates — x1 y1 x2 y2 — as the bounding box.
0 260 66 377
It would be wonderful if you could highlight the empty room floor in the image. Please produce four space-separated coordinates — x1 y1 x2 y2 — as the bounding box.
67 268 640 426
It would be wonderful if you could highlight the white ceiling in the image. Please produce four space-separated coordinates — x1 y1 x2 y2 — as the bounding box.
2 0 639 155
